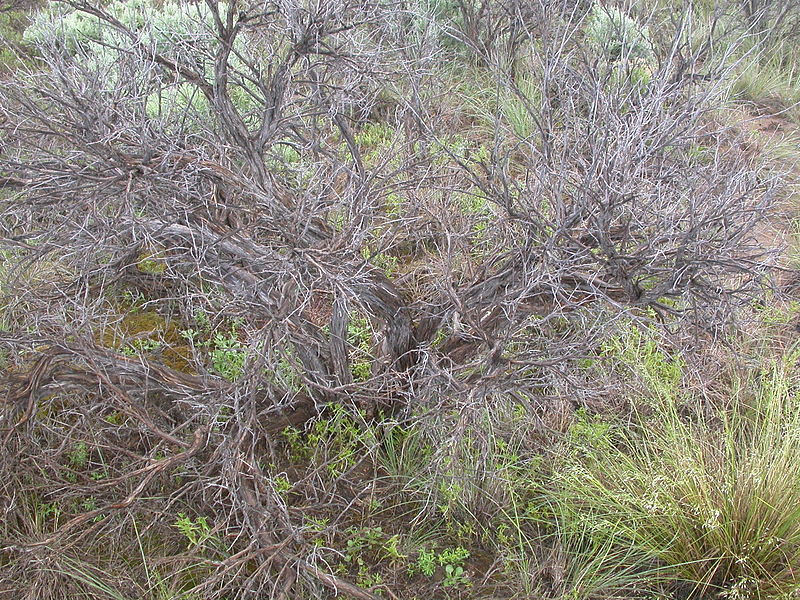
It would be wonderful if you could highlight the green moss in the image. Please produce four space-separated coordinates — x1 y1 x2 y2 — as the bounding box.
96 309 195 373
136 248 167 274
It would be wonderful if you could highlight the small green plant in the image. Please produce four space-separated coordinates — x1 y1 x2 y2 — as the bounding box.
283 404 366 477
456 191 490 216
355 122 396 149
384 193 404 218
453 190 495 258
438 546 470 569
282 425 311 461
304 516 329 533
600 321 684 401
408 545 469 586
266 353 301 391
347 315 374 382
344 526 408 573
194 310 212 332
442 564 468 587
182 314 248 381
120 337 163 356
437 476 466 519
173 513 215 551
356 567 384 591
209 326 246 381
410 547 437 577
362 246 399 277
104 412 123 425
345 527 381 562
342 525 395 590
179 327 199 342
273 474 292 496
68 441 89 469
352 357 372 381
383 534 405 562
80 497 97 511
121 289 147 312
431 328 448 348
35 500 62 528
567 408 613 456
274 139 301 163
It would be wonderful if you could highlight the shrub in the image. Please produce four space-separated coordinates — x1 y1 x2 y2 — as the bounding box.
585 3 654 62
24 0 225 57
0 1 789 598
23 0 238 116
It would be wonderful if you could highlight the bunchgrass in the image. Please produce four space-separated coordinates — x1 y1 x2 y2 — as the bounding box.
556 350 800 599
546 498 664 600
729 38 800 114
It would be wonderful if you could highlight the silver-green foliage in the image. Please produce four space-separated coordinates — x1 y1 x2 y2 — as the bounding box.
24 0 224 58
585 4 653 61
23 1 240 118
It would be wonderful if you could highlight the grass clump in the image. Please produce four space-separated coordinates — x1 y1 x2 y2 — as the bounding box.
730 47 800 113
557 351 800 599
